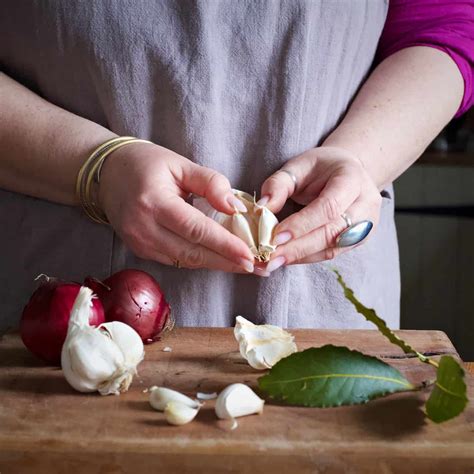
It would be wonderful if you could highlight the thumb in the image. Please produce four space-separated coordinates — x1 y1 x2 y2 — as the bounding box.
259 168 298 213
182 162 246 214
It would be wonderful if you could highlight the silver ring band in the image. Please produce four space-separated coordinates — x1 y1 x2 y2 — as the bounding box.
341 213 352 228
279 169 297 191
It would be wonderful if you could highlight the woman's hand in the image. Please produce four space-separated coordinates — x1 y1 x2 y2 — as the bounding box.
99 142 255 273
259 146 382 272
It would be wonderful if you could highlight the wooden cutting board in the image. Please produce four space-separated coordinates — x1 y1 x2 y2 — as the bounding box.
0 328 472 473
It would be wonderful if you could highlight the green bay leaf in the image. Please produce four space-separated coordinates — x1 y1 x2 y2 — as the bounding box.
333 270 429 360
425 355 468 423
258 345 414 407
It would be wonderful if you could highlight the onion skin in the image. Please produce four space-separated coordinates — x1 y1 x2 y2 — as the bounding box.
85 269 172 344
20 278 105 365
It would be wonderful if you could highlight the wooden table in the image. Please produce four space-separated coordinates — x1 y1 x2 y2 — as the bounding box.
0 329 472 473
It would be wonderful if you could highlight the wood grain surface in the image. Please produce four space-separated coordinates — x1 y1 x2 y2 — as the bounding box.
0 328 472 474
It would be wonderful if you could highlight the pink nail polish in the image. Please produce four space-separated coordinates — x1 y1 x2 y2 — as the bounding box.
239 258 254 273
228 196 247 213
266 256 286 273
256 195 270 206
253 267 270 277
273 231 292 246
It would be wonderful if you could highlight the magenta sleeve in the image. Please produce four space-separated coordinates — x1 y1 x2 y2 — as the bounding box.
376 0 474 116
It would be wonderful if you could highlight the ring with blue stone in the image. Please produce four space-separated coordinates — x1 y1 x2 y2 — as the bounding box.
336 213 373 248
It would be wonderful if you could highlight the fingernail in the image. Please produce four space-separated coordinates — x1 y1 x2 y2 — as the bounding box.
253 267 270 277
266 256 286 273
228 196 247 213
256 195 270 206
273 231 292 246
239 258 254 273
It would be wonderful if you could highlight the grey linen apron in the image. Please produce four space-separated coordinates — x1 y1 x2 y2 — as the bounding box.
0 0 399 332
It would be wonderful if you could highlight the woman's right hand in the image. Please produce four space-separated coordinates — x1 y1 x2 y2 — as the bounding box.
98 142 255 273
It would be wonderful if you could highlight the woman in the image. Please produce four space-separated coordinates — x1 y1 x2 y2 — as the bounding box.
0 1 472 331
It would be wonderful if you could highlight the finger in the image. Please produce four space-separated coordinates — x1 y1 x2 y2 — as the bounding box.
132 222 252 273
271 197 379 266
272 170 361 243
158 193 256 264
259 153 320 213
181 161 246 214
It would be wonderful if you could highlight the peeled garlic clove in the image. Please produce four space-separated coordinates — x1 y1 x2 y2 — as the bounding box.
234 316 297 370
215 383 264 419
164 401 200 426
149 386 200 411
61 287 144 396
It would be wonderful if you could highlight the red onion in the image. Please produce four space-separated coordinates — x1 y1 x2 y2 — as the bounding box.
85 269 172 344
20 276 105 365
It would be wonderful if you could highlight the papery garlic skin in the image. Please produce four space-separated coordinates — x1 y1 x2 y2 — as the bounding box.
234 316 297 370
193 189 279 262
164 401 200 425
61 287 144 396
149 386 200 411
215 383 264 419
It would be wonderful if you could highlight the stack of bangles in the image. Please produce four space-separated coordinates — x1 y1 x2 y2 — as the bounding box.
75 136 152 224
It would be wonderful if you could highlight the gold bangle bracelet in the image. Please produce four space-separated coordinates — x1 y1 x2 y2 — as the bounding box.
76 137 152 224
75 136 134 203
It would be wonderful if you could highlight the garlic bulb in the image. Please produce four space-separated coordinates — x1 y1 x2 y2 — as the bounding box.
215 383 264 419
149 386 200 411
194 190 279 262
164 401 200 425
61 287 144 396
234 316 297 370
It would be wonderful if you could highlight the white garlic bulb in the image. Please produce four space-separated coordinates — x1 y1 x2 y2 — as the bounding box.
194 190 279 262
234 316 297 370
215 383 264 419
61 287 144 396
149 386 201 411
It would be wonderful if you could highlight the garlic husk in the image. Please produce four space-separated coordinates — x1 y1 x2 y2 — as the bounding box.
234 316 297 370
149 386 200 411
61 287 144 396
215 383 264 420
164 401 200 425
193 189 279 262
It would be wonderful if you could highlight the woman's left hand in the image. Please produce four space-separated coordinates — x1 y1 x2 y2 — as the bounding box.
259 146 382 272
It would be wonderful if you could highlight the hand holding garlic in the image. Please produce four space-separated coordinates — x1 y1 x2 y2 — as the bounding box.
194 190 279 263
61 287 144 396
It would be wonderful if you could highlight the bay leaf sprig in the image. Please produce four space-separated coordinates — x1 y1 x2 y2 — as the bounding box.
257 270 468 423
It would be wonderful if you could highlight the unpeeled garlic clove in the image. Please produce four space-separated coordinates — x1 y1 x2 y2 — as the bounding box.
234 316 297 370
232 211 258 257
215 383 264 419
61 287 144 396
149 386 200 411
164 401 200 425
257 206 279 260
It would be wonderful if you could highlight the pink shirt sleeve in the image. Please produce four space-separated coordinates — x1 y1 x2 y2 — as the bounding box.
376 0 474 116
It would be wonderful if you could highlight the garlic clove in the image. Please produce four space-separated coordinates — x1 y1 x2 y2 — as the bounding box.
149 386 200 411
234 316 297 370
164 401 200 425
99 321 144 370
196 391 218 400
232 212 258 256
257 206 279 261
215 383 264 420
